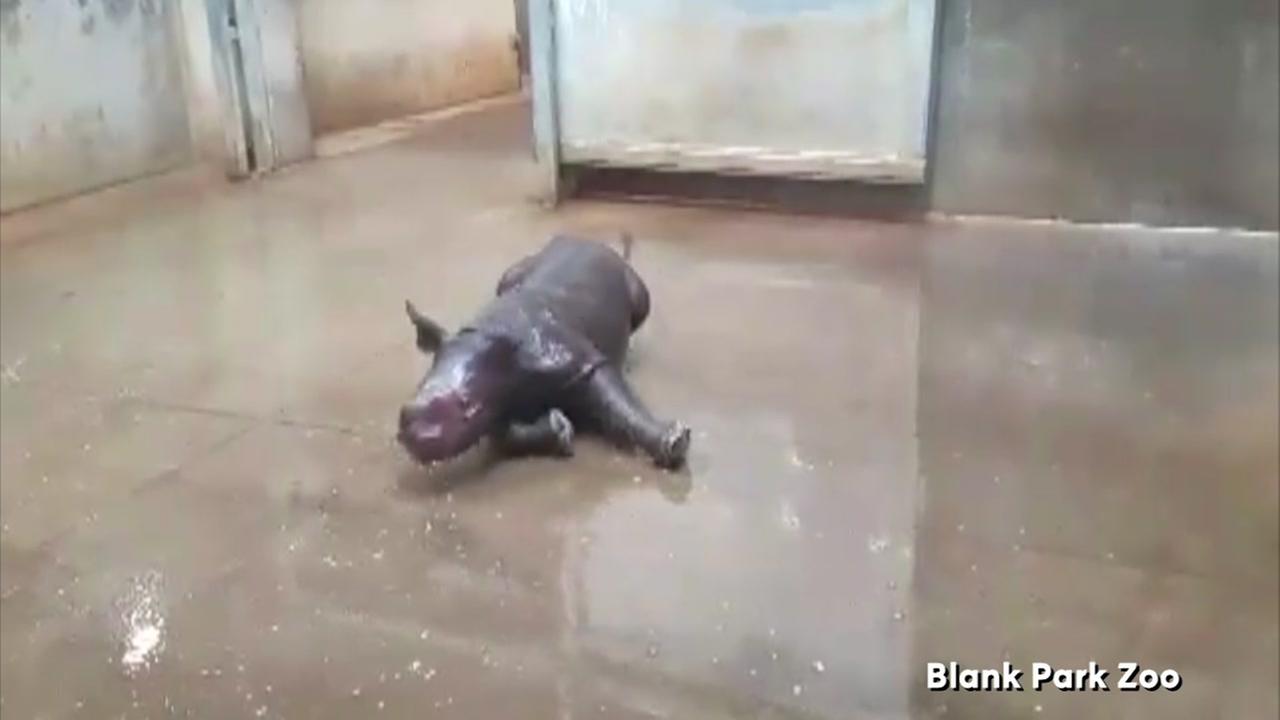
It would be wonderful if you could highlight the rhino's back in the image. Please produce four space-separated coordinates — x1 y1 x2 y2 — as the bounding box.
502 236 635 361
464 237 635 404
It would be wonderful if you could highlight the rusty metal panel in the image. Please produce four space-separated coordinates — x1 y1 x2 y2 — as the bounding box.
551 0 937 183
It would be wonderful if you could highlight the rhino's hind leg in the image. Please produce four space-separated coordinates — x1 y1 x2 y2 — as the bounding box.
493 409 575 458
574 365 690 469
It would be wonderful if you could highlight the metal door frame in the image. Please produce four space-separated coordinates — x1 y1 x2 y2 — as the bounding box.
202 0 313 178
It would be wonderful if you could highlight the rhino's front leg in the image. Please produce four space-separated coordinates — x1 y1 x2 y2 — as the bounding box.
492 408 575 457
572 365 690 469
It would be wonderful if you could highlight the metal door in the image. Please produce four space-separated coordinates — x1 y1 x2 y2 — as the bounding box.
532 0 938 191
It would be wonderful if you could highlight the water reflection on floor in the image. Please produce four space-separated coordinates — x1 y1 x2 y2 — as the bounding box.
1 105 1276 719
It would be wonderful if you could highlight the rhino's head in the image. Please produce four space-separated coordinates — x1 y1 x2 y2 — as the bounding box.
397 301 518 465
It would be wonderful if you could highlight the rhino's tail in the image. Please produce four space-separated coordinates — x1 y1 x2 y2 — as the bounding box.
619 231 634 262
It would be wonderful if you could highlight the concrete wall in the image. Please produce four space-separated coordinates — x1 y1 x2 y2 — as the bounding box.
0 0 193 212
931 0 1280 231
295 0 519 134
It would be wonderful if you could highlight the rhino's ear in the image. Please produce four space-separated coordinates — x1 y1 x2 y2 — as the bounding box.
405 300 447 354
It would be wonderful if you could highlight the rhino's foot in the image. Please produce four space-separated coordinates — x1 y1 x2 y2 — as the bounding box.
547 409 576 457
655 422 692 469
573 365 691 471
495 409 575 458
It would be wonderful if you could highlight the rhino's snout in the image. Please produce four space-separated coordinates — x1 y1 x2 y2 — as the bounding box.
398 404 427 436
397 394 487 464
398 329 519 465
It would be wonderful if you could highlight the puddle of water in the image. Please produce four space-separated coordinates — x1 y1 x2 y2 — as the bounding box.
115 571 166 676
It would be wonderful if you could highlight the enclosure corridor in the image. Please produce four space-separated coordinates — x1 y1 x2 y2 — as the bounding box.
1 101 1275 720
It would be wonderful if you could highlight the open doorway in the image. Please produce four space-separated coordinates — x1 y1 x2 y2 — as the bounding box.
200 0 524 171
294 0 522 136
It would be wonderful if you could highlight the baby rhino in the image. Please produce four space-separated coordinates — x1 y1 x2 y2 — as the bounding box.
397 234 691 469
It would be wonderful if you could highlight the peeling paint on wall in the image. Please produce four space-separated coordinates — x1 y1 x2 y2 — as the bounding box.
102 0 136 24
0 0 23 45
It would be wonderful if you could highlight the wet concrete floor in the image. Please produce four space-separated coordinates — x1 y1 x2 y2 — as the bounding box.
1 105 1277 719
